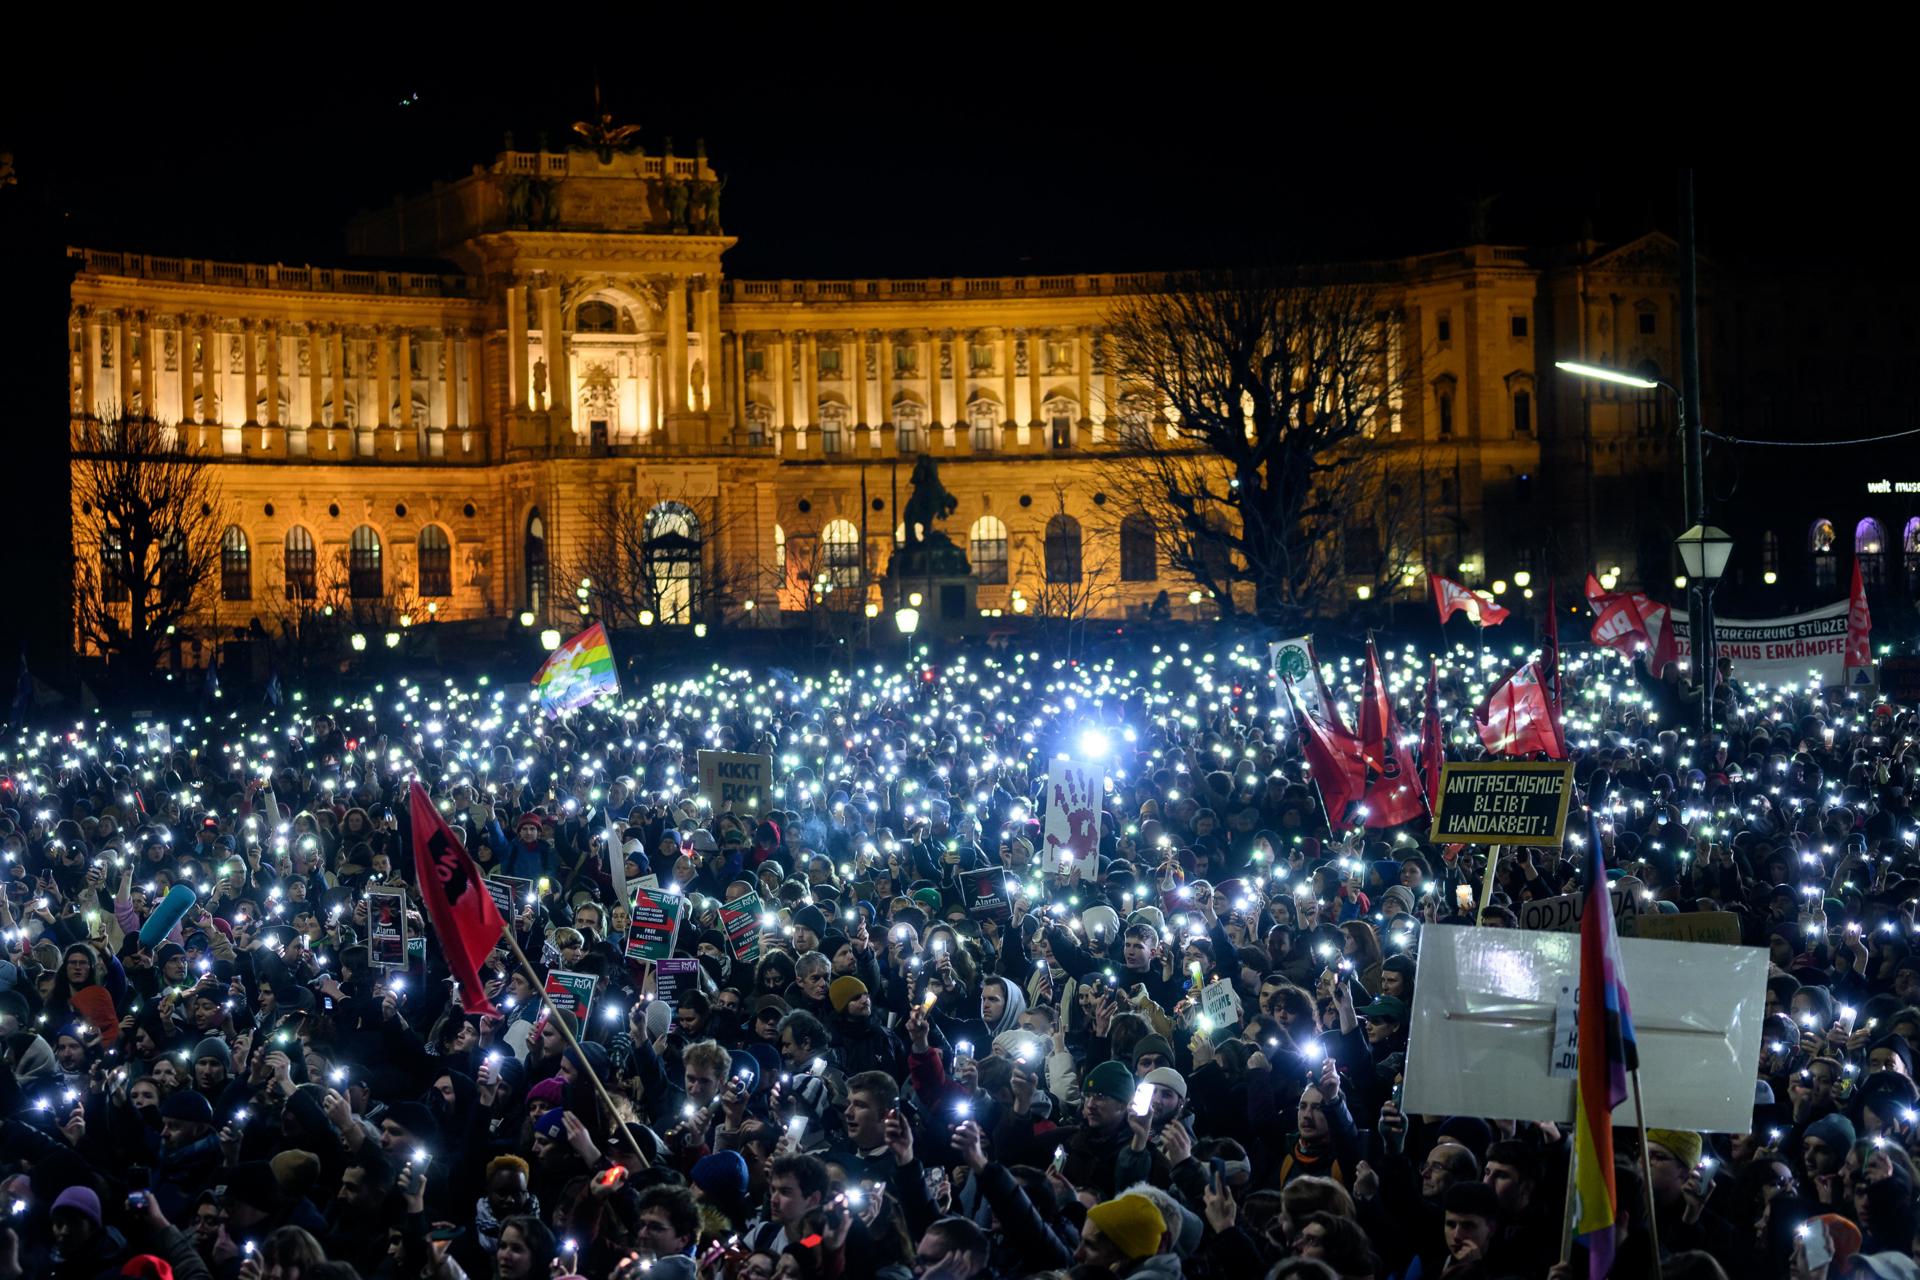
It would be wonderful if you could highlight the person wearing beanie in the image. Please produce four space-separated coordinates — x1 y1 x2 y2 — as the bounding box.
1806 1112 1858 1178
192 1036 231 1094
790 905 828 952
1132 1035 1175 1073
1801 1214 1864 1275
50 1185 132 1276
690 1149 753 1232
1030 1060 1169 1200
1077 1193 1172 1271
1643 1127 1736 1256
1140 1066 1188 1130
1381 884 1417 918
380 1099 440 1156
828 974 867 1013
830 971 906 1079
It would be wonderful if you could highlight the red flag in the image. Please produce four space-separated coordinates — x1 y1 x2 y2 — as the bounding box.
409 780 506 1016
1419 660 1445 810
1362 728 1429 828
1476 662 1566 759
1357 638 1391 772
1845 558 1874 685
1287 679 1367 829
1432 574 1511 627
1585 576 1675 678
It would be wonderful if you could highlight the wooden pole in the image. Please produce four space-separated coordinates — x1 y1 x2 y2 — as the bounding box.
1478 845 1502 917
1631 1067 1664 1280
498 923 651 1168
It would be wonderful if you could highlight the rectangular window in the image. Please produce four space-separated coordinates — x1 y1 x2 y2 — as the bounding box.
1047 340 1071 369
1343 523 1379 574
419 550 452 597
819 347 841 373
969 344 993 372
972 535 1007 583
1513 391 1532 435
1437 394 1454 437
893 345 916 374
1510 314 1528 339
746 349 764 373
1638 311 1657 335
1051 414 1072 449
1436 314 1452 344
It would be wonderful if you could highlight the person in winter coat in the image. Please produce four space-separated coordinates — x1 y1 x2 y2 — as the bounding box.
1073 1191 1185 1279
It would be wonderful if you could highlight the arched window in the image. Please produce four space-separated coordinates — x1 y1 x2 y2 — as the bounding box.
221 526 251 601
1906 517 1920 589
1512 390 1532 436
525 509 547 615
1120 513 1157 581
349 526 383 599
417 525 452 597
576 300 617 333
969 515 1008 584
968 395 999 452
1810 517 1837 592
645 502 701 624
821 519 863 588
1044 514 1083 584
284 527 316 601
894 399 923 453
818 401 846 455
1857 517 1888 588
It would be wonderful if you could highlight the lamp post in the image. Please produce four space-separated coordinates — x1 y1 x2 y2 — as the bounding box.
894 602 920 667
1675 523 1734 742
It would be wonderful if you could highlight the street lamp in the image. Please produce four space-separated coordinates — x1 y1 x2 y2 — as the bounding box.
540 629 562 651
349 633 367 652
1674 523 1734 742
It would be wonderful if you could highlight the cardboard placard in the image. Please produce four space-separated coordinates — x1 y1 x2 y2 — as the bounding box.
1403 925 1766 1133
626 885 685 962
1634 911 1743 946
484 875 533 917
367 888 408 969
1429 762 1576 847
719 891 765 963
545 970 598 1022
1201 978 1242 1032
698 750 775 813
654 956 700 1009
1518 885 1639 936
961 869 1014 924
1043 757 1105 877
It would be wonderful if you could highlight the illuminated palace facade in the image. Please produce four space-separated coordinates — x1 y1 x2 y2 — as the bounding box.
66 136 1689 637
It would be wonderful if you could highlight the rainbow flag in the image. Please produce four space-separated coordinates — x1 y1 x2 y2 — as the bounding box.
1572 806 1638 1278
531 623 620 715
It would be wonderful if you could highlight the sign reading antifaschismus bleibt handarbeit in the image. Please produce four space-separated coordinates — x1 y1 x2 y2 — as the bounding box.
1429 761 1576 847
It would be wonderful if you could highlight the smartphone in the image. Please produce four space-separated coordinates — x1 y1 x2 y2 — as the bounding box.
1131 1081 1154 1117
1208 1156 1227 1189
126 1191 149 1211
1838 1005 1859 1038
1050 1145 1067 1173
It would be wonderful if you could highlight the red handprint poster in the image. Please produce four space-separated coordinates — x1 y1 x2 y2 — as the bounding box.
1042 757 1105 880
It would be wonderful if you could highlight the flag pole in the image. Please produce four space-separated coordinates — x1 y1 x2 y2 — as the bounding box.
498 922 652 1169
1558 1142 1577 1266
1281 678 1343 832
1477 845 1501 917
1631 1067 1664 1280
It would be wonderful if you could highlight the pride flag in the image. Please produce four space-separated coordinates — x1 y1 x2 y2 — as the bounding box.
531 622 620 715
1572 806 1638 1278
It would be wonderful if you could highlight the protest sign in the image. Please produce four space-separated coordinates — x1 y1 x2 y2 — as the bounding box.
1429 762 1575 847
719 891 764 963
406 936 426 964
1518 884 1639 936
698 750 774 813
1270 637 1326 720
1201 978 1242 1032
1668 599 1850 687
1635 911 1743 946
367 887 407 969
483 875 533 918
1880 656 1920 705
654 956 700 1009
961 868 1014 924
1402 925 1765 1132
1043 756 1105 878
626 885 684 962
544 970 598 1022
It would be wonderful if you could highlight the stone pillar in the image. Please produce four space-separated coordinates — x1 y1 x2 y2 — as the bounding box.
851 330 868 427
771 330 789 428
397 329 414 429
264 322 280 426
879 331 894 429
941 332 957 427
467 325 488 435
177 315 194 426
138 312 155 419
507 283 530 411
329 329 346 428
732 331 748 432
79 311 97 419
114 311 133 415
666 276 688 414
308 327 325 427
242 319 259 425
1002 330 1017 426
374 327 392 427
800 331 817 430
1029 329 1045 427
443 330 460 429
539 284 568 433
1101 331 1116 437
697 277 720 411
202 316 220 424
1077 326 1094 428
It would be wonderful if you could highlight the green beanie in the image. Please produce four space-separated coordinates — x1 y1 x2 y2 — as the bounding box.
1131 1035 1175 1068
912 887 946 915
1085 1059 1137 1103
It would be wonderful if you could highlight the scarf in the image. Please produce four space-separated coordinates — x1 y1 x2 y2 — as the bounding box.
474 1190 543 1250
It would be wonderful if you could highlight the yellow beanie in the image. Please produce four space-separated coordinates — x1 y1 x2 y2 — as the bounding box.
1087 1193 1167 1260
829 975 868 1012
1647 1128 1702 1170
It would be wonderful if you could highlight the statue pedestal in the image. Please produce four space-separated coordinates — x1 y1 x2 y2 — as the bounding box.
884 535 982 640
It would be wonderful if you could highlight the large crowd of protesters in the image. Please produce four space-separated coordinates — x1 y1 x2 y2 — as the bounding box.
1 633 1916 1280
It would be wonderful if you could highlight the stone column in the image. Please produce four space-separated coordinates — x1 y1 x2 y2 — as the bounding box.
1101 331 1116 437
397 329 414 429
665 275 688 414
852 330 868 427
940 331 957 427
115 311 133 415
329 329 346 428
466 325 488 434
697 277 720 411
79 310 97 419
770 330 789 428
308 327 325 427
1077 326 1093 428
732 331 748 431
264 322 280 426
800 331 817 430
177 315 194 426
242 319 259 425
1029 329 1045 427
443 330 460 429
202 316 220 424
878 331 894 429
374 327 392 427
1002 330 1017 426
138 312 155 420
507 283 530 411
539 283 568 432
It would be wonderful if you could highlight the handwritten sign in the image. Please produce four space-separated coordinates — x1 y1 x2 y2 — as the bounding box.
626 886 684 963
1430 762 1575 847
698 750 774 813
1201 978 1243 1033
1634 911 1743 946
1518 885 1639 936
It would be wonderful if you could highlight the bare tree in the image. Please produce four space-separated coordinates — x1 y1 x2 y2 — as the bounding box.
71 412 226 676
556 485 746 629
1100 263 1413 624
1018 485 1115 658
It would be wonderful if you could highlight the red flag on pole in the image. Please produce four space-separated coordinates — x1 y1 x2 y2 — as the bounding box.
408 780 506 1016
1286 679 1367 830
1358 638 1392 773
1419 660 1445 811
1431 574 1511 627
1476 662 1566 759
1585 576 1676 678
1845 558 1874 686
